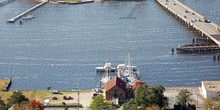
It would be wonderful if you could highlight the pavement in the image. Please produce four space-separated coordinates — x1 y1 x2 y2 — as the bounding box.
44 90 96 110
164 87 205 109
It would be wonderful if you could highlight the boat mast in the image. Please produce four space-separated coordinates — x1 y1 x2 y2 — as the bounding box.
127 53 131 76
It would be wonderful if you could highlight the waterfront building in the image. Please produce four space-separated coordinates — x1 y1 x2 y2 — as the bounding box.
201 81 220 99
105 77 145 102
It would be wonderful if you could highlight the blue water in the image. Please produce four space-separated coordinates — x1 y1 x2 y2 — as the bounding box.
0 0 220 90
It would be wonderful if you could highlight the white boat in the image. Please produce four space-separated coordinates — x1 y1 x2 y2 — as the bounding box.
100 53 140 88
22 14 34 20
95 63 116 73
117 53 139 86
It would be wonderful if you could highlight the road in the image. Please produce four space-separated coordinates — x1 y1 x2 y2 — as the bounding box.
157 0 220 45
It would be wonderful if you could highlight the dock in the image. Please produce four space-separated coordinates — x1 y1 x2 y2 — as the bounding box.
56 0 94 5
7 0 48 23
177 44 220 53
0 0 15 7
156 0 220 46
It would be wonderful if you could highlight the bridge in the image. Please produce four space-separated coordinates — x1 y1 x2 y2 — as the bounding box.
7 0 48 23
156 0 220 46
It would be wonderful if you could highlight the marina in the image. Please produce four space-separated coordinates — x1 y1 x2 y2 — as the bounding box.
100 54 139 88
0 0 220 90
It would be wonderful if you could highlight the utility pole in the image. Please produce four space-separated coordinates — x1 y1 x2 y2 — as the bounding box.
77 79 80 110
78 91 80 110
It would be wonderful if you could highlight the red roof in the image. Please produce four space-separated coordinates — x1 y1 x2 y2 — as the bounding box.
132 80 145 90
105 76 126 92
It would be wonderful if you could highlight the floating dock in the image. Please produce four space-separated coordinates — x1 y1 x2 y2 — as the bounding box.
7 0 48 23
156 0 220 46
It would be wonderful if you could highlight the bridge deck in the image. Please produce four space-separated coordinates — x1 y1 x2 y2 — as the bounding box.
157 0 220 46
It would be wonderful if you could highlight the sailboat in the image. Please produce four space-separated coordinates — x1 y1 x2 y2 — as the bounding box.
100 53 140 88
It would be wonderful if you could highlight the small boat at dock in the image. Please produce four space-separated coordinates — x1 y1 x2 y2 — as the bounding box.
96 63 116 73
100 53 140 88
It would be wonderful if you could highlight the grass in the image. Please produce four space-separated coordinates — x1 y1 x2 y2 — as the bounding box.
0 79 11 91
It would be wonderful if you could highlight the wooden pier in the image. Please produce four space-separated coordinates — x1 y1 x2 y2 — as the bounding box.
156 0 220 46
7 0 48 23
177 44 220 53
0 0 15 7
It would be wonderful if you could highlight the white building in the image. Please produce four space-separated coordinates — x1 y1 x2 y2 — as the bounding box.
201 81 220 99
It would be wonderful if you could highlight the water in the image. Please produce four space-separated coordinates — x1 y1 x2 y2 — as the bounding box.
0 0 220 90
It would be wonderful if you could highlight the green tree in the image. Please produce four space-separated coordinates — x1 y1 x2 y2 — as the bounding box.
176 89 192 106
134 84 149 109
5 91 29 109
149 84 168 109
46 86 51 91
89 95 111 110
124 84 168 110
0 98 5 110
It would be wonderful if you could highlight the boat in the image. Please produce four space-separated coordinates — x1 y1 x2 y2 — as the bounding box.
100 53 140 88
22 14 34 20
116 53 139 86
95 63 116 73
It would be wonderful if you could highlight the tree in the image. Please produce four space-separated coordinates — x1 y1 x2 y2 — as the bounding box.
89 95 111 110
134 84 149 109
30 99 44 110
0 97 5 110
204 98 220 110
5 91 29 109
122 84 168 110
134 84 168 109
46 86 51 91
148 84 168 109
176 89 192 106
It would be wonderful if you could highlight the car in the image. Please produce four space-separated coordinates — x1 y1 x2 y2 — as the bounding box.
165 3 168 5
62 102 65 105
184 16 187 18
93 93 99 97
63 96 67 100
174 3 176 5
198 19 202 22
52 96 57 100
192 13 195 15
184 10 188 13
68 96 73 100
